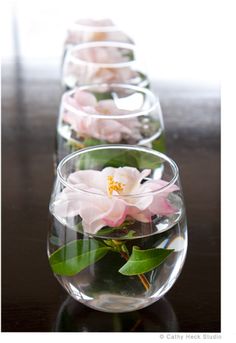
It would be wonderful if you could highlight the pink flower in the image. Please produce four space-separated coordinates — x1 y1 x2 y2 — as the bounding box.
65 18 132 45
52 167 179 234
63 90 142 143
64 44 138 86
77 46 130 64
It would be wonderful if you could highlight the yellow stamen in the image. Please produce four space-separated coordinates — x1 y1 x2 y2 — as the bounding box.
97 106 110 115
107 175 125 197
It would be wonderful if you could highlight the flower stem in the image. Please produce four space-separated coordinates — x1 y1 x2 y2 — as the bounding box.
120 251 150 291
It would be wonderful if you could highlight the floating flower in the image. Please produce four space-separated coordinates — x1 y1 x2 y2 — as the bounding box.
53 167 179 234
63 90 142 143
65 18 132 45
65 44 138 85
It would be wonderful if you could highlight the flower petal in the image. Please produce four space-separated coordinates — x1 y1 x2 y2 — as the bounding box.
95 99 117 114
126 206 152 223
74 90 97 107
138 179 179 216
67 170 107 192
79 196 126 234
53 188 82 218
82 218 107 235
91 119 130 142
149 196 178 216
102 199 127 227
139 179 179 194
113 167 151 195
64 93 79 108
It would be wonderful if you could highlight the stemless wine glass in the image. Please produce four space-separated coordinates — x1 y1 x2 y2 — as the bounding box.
56 83 165 163
64 18 133 50
48 145 188 313
62 41 149 90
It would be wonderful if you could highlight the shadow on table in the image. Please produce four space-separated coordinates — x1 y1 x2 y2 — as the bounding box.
53 296 179 332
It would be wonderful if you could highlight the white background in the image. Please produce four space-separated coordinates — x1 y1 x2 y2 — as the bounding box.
2 0 221 86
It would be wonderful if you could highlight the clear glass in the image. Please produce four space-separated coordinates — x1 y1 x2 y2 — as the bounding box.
62 41 149 90
64 18 133 49
48 145 188 313
56 83 165 163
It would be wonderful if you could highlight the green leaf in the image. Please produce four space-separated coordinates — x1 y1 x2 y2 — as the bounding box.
83 137 107 147
49 239 111 276
96 220 135 237
94 91 113 101
96 227 119 236
121 49 134 61
132 150 161 169
76 148 163 171
66 139 84 152
106 151 139 169
137 71 150 88
121 230 136 239
119 246 174 275
151 133 166 153
75 222 84 233
75 149 124 170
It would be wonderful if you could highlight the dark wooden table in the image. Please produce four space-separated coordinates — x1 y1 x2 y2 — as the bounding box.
2 13 220 333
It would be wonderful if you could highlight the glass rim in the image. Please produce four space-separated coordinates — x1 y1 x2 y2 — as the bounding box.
68 21 123 33
62 83 160 119
57 145 179 198
67 41 137 68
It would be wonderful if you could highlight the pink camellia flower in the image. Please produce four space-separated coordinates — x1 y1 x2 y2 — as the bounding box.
77 46 130 64
63 90 142 143
65 44 138 86
52 167 179 234
65 18 132 45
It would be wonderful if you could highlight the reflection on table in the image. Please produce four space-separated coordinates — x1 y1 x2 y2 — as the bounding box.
53 296 179 332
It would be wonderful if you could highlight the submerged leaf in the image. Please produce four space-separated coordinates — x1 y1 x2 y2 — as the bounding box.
94 91 113 101
151 133 166 153
121 230 136 239
49 239 110 276
75 148 162 171
96 220 135 237
119 246 174 275
83 137 107 147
